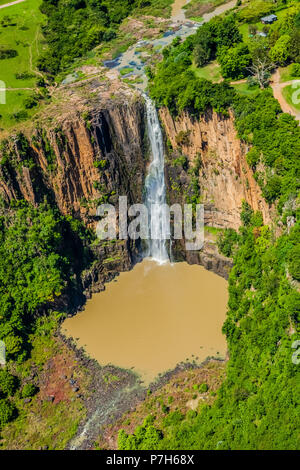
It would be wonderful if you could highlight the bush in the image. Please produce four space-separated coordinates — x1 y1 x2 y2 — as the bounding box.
218 43 251 80
291 63 300 78
246 147 261 169
198 383 208 393
288 245 300 281
23 96 38 109
0 370 18 397
269 35 292 66
21 383 38 398
0 48 18 59
0 399 16 427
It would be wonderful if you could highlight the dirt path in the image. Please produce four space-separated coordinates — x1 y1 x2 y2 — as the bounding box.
0 87 34 90
271 69 300 123
171 0 191 22
202 0 237 22
171 0 236 23
0 0 25 9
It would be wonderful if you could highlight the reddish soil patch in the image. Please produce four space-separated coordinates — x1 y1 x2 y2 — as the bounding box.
39 347 78 404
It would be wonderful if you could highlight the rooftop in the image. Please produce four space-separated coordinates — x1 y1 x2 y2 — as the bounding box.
261 14 278 21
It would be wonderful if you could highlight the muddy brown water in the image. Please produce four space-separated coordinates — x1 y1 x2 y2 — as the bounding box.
63 260 228 385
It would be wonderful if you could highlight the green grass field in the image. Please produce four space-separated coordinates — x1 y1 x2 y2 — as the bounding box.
191 61 222 83
279 64 300 83
0 0 45 129
231 81 260 96
282 83 300 112
239 4 297 44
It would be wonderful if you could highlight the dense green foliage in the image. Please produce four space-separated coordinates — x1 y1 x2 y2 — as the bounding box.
21 383 38 398
166 1 300 85
0 370 18 397
0 200 92 364
0 399 16 427
234 90 300 207
149 35 236 116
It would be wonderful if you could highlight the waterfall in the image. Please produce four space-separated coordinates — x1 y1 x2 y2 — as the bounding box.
144 95 169 264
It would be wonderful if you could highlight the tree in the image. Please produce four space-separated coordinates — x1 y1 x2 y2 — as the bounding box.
218 44 252 80
269 35 292 66
0 370 18 397
249 24 257 36
0 399 16 427
288 245 300 281
194 43 211 67
246 57 275 88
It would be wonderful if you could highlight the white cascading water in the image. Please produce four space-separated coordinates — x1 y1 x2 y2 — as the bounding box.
144 95 169 264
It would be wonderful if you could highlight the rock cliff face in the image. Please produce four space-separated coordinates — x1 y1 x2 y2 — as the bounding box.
0 94 147 228
158 107 275 278
0 89 148 295
160 107 273 230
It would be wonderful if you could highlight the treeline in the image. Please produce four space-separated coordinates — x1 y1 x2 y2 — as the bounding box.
37 0 172 76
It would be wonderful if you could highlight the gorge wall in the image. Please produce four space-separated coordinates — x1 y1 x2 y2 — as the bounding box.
0 94 147 227
0 86 274 285
160 107 274 278
161 107 273 230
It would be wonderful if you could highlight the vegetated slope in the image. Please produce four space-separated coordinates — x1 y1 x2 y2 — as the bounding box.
118 6 300 450
37 0 173 76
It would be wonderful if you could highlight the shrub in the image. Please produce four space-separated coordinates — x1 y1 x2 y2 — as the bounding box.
218 43 251 80
0 48 18 59
21 383 38 398
0 370 18 397
24 96 38 109
198 383 208 393
269 35 292 66
288 245 300 281
0 399 16 427
291 63 300 78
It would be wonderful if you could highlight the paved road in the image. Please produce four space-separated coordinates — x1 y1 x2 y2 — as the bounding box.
0 0 25 9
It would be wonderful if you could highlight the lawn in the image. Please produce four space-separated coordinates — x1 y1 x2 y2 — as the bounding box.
0 0 45 128
231 82 260 96
279 64 300 83
0 0 16 5
191 61 222 83
239 4 297 44
282 83 300 112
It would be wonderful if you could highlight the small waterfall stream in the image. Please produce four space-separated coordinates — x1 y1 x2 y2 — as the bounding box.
144 95 169 264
